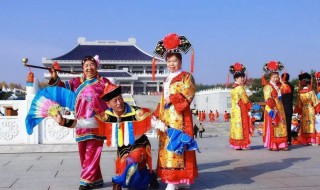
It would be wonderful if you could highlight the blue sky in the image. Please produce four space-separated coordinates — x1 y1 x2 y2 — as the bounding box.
1 0 320 86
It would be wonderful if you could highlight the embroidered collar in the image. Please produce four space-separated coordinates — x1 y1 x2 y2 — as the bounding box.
270 81 281 98
164 69 183 98
106 102 135 118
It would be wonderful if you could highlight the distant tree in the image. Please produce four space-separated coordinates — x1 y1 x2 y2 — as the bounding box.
248 78 264 103
0 91 13 100
195 83 215 91
38 80 49 89
0 81 8 89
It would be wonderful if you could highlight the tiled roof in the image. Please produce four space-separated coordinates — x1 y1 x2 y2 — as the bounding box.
52 45 153 61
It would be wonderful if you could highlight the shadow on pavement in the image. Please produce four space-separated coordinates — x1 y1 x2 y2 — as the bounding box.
198 159 240 171
197 157 310 189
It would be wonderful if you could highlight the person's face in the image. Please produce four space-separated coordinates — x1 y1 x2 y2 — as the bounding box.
270 73 280 83
235 76 245 85
166 55 182 73
106 95 125 114
82 60 97 79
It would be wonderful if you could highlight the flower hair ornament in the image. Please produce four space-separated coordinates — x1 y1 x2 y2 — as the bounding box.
93 55 100 67
229 62 246 75
226 62 247 87
261 60 285 86
263 61 284 74
152 33 194 80
154 33 192 58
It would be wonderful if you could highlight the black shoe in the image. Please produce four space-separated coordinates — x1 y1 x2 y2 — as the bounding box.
149 171 160 189
79 185 92 190
287 142 292 146
93 183 104 189
112 183 122 190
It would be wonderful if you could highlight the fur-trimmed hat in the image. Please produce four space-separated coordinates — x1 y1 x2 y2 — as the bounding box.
100 83 121 102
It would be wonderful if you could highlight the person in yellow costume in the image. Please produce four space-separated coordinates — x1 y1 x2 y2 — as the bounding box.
153 33 198 190
229 62 253 150
262 61 289 151
294 72 320 146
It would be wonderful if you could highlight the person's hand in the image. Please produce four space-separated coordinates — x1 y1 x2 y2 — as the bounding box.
164 97 171 104
49 67 58 79
51 113 65 126
273 109 278 115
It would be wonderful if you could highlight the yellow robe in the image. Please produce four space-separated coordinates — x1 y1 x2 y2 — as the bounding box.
295 88 320 143
154 71 198 183
263 83 288 148
230 84 252 147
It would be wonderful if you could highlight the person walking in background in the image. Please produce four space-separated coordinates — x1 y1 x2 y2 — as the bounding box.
203 110 207 122
209 110 215 122
153 33 198 190
198 123 205 138
49 55 111 189
281 73 294 145
294 72 320 146
262 61 289 151
224 111 230 122
193 124 199 138
215 110 219 121
228 63 253 150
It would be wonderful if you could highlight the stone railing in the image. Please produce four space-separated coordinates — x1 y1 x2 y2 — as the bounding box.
0 99 156 145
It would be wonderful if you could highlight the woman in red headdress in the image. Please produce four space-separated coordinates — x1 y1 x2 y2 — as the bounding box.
262 61 289 151
229 63 253 150
294 72 320 146
315 72 320 144
153 33 198 190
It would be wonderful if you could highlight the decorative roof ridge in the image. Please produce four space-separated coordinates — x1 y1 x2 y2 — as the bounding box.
51 44 81 60
133 44 164 61
77 37 137 46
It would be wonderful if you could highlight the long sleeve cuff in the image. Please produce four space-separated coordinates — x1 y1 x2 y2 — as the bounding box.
74 117 98 128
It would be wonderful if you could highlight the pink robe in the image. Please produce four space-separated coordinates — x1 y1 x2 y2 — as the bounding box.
50 76 109 187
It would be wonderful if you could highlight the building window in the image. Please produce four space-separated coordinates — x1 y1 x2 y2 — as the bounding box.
227 97 231 108
132 66 143 74
101 64 116 69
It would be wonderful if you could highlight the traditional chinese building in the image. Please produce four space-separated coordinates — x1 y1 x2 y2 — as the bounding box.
42 37 167 94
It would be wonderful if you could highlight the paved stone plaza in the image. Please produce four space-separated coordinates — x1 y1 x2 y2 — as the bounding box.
1 120 320 190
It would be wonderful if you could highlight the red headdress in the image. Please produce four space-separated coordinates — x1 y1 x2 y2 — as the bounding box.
152 33 194 80
315 72 320 92
226 62 247 87
261 60 285 85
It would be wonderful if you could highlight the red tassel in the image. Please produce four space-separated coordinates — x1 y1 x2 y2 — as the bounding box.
190 48 195 73
261 74 267 86
151 57 156 81
226 73 230 88
282 69 287 81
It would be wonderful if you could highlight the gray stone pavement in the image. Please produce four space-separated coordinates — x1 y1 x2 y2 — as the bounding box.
1 120 320 190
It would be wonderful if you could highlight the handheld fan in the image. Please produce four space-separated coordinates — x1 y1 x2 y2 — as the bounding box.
25 86 76 135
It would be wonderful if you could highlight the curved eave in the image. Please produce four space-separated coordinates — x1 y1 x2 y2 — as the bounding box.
51 44 157 61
